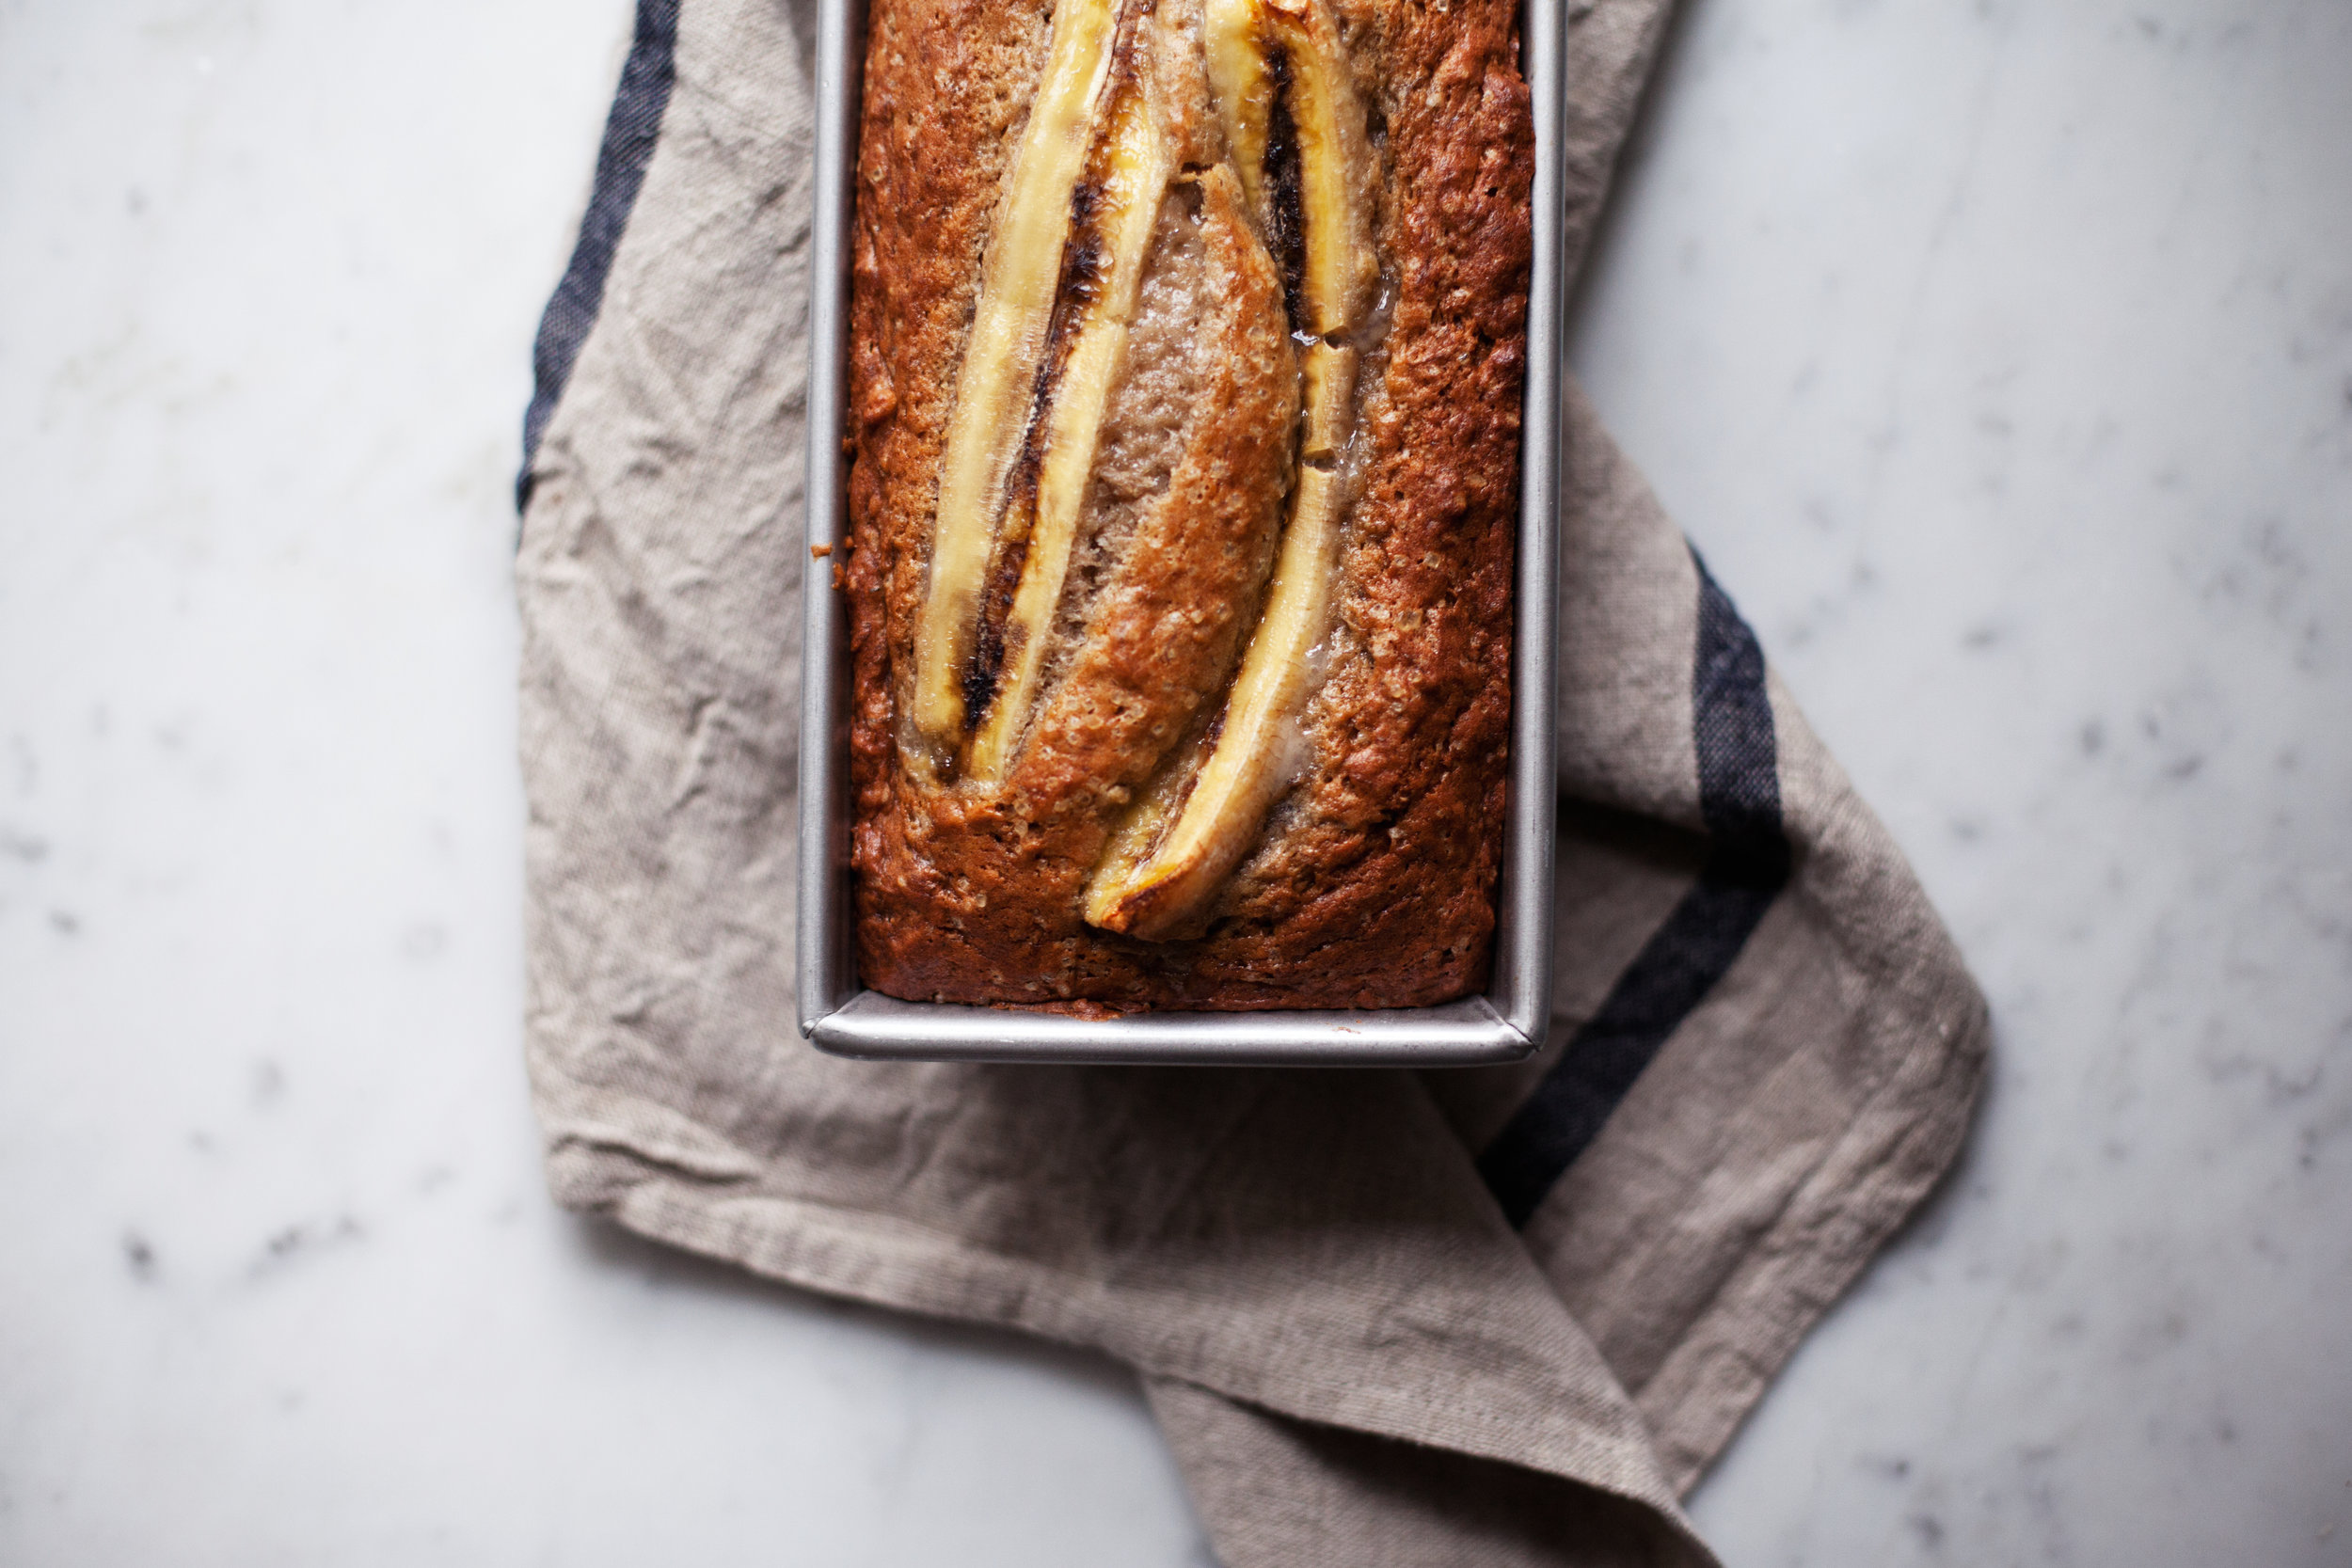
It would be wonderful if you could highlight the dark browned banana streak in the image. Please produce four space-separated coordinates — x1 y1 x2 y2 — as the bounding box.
957 0 1157 747
1259 45 1308 330
965 222 1106 726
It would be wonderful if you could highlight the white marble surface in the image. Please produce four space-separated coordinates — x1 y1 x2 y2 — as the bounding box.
1 1 2345 1564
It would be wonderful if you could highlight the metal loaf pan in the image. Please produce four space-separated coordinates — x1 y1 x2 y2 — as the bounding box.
796 0 1563 1065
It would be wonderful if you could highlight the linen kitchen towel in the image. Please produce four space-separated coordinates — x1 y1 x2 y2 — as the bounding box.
515 0 1991 1561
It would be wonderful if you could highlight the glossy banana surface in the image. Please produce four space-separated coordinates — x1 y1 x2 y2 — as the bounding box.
964 27 1173 784
913 0 1122 752
1084 0 1373 939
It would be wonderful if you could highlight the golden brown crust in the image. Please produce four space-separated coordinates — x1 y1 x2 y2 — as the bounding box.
847 0 1534 1009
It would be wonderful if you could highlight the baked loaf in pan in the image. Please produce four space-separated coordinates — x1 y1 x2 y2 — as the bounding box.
844 0 1534 1010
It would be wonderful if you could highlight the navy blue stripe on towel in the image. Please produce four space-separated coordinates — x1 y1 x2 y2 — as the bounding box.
516 0 684 511
1478 551 1791 1228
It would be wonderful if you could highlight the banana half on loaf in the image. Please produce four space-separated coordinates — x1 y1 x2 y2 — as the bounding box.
845 0 1534 1011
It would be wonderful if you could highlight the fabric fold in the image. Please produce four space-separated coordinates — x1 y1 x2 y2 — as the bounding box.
1146 1377 1704 1568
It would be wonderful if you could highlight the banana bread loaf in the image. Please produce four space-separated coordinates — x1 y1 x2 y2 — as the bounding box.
844 0 1534 1010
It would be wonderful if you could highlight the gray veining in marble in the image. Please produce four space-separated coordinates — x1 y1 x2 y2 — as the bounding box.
2 0 2346 1563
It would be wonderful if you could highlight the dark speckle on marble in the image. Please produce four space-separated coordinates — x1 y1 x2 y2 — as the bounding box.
122 1231 157 1282
50 910 80 935
251 1215 365 1278
2122 1306 2192 1366
250 1058 285 1106
2078 720 2106 756
2296 1078 2352 1171
0 826 48 862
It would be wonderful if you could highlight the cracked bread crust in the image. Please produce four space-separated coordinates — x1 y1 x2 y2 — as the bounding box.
846 0 1534 1010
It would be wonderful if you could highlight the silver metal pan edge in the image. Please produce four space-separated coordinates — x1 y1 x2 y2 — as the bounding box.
796 0 1563 1065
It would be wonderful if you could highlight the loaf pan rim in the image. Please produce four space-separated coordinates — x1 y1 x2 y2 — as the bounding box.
795 0 1564 1065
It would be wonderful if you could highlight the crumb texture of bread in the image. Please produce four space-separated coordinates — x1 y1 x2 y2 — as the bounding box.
846 0 1534 1009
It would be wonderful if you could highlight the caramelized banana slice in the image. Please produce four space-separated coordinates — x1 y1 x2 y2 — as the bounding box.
912 0 1121 752
1202 0 1273 210
1300 340 1358 460
1083 0 1372 939
1082 712 1216 924
1085 346 1354 939
964 56 1173 784
1265 0 1377 336
1203 0 1375 335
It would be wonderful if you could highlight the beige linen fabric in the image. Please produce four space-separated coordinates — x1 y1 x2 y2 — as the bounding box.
515 1 1988 1561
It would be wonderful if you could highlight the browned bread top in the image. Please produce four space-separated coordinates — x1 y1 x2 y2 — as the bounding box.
846 0 1534 1010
